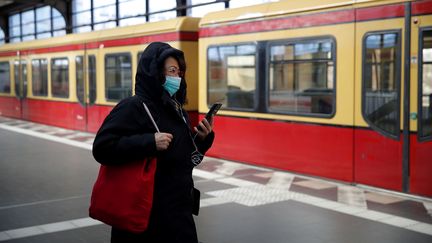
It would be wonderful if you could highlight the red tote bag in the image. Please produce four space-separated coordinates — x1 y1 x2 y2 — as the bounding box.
89 158 157 233
89 102 159 233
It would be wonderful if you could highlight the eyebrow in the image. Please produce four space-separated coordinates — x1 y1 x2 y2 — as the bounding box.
166 65 179 69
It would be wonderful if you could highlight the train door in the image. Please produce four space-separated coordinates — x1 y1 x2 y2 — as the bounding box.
75 50 97 132
353 3 407 191
409 2 432 197
13 56 27 119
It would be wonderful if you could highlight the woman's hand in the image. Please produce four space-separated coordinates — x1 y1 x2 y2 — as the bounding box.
194 118 213 140
155 132 173 151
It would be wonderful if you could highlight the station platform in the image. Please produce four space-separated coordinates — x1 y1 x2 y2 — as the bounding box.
0 116 432 243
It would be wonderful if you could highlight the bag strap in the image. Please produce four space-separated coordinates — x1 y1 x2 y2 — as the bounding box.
142 102 160 133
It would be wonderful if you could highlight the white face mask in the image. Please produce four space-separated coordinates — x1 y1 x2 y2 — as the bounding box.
163 76 181 96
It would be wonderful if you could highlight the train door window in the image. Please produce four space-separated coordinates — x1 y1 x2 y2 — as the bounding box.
88 55 96 104
14 60 27 97
14 60 20 96
76 56 84 103
362 32 401 138
419 29 432 140
207 44 256 110
51 58 69 98
31 59 48 96
105 53 132 101
268 38 335 116
76 55 96 104
0 62 11 94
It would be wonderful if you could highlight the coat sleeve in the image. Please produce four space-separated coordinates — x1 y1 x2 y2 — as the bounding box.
92 99 157 165
194 131 215 155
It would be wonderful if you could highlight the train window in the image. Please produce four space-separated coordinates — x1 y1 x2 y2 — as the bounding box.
268 39 335 116
0 62 11 94
419 29 432 139
76 56 84 103
105 53 132 101
88 55 97 104
207 44 257 110
362 32 400 138
76 55 97 105
31 59 48 96
14 60 27 98
51 58 69 98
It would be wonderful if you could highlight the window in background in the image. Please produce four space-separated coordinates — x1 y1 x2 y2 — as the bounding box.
0 28 5 44
0 62 11 93
92 0 116 30
94 21 116 31
8 6 66 42
362 32 400 138
72 0 92 33
76 55 97 104
51 58 70 98
207 44 257 110
149 0 176 22
105 53 132 101
269 38 335 116
119 0 146 26
31 59 48 96
189 0 225 17
9 14 21 43
21 10 35 41
419 30 432 139
14 60 27 98
52 8 66 36
36 6 51 39
93 4 116 26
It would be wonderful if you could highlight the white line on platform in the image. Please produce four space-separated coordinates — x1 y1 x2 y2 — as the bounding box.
0 124 92 150
0 195 89 210
0 218 103 241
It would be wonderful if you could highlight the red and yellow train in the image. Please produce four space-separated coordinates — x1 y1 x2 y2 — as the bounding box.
0 0 431 197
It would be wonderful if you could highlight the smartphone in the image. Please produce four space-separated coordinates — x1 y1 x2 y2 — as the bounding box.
197 103 222 131
204 103 222 124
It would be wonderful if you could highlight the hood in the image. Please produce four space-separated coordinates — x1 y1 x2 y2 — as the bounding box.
135 42 187 104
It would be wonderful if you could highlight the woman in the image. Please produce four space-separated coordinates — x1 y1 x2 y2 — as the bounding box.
92 42 214 242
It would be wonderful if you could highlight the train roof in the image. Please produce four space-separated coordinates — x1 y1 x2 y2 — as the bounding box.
199 0 410 27
0 17 200 53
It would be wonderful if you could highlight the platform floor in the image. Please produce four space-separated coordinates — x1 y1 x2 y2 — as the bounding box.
0 116 431 243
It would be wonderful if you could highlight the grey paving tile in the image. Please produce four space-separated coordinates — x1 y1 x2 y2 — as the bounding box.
367 200 432 224
236 174 272 184
290 184 338 202
195 179 237 193
195 159 223 172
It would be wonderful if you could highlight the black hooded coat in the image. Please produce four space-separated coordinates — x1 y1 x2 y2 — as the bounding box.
92 42 214 242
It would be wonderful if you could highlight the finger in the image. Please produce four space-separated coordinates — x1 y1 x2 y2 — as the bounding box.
194 126 206 136
197 121 207 133
202 118 210 127
161 133 173 141
160 133 173 138
164 136 172 143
